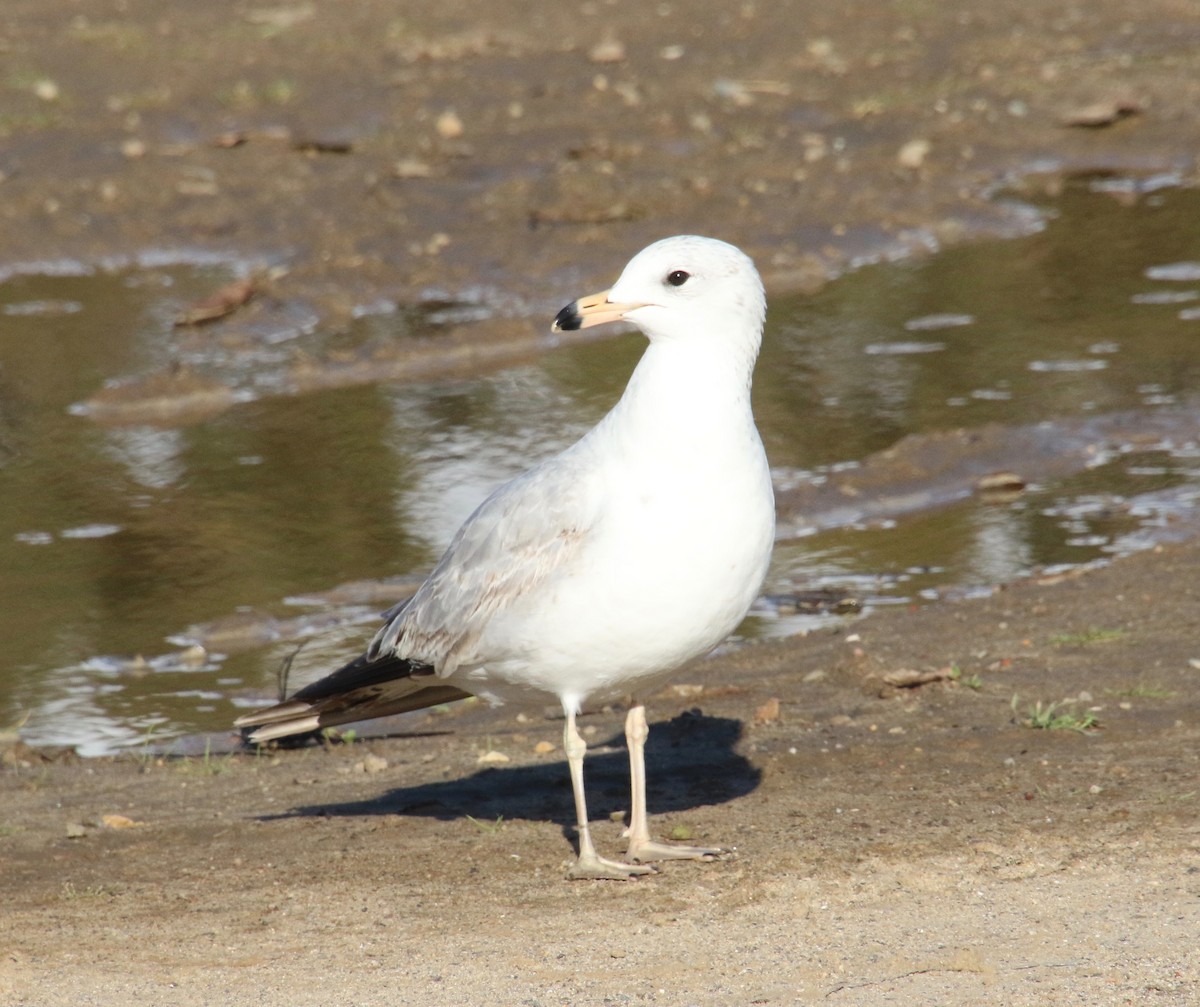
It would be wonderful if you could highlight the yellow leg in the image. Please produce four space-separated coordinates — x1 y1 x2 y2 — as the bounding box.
624 703 726 864
563 709 655 880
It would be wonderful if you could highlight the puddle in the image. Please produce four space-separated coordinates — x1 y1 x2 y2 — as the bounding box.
4 183 1200 755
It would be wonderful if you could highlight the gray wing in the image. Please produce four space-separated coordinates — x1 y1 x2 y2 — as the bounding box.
368 454 600 675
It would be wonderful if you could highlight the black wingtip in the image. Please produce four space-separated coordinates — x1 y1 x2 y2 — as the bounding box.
553 301 582 331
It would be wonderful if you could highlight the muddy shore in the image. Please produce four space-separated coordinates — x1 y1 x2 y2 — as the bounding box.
3 1 1200 1004
3 534 1198 1005
5 0 1200 415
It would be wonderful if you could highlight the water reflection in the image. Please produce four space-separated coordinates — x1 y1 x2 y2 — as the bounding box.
382 374 593 548
756 186 1200 468
104 426 186 489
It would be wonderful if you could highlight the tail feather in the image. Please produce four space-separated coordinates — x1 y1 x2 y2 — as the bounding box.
235 651 472 745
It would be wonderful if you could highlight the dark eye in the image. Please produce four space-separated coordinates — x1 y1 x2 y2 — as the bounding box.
666 269 690 287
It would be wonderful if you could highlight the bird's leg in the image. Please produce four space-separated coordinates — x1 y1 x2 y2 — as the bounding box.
624 702 726 863
563 709 655 880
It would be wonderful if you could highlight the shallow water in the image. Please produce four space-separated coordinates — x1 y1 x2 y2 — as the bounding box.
3 184 1200 754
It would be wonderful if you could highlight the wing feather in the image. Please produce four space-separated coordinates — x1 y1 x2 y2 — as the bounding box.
368 455 598 675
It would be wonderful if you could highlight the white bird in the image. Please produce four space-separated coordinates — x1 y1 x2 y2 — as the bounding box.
235 235 776 880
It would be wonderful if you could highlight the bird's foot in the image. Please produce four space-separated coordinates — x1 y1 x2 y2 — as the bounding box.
627 838 731 864
565 851 658 881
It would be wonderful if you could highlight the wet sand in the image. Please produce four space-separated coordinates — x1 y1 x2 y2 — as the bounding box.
2 1 1200 1004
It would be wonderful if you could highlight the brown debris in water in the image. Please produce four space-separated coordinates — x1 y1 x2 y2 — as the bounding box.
976 470 1027 501
173 278 256 326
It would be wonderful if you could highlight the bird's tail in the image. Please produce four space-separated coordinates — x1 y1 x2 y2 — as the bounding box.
234 651 471 744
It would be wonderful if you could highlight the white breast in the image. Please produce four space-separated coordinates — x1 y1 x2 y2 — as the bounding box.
460 338 775 709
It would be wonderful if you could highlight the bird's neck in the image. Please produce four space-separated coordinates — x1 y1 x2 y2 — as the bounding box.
601 337 759 450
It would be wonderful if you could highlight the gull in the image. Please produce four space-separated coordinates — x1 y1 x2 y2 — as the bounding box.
235 235 776 880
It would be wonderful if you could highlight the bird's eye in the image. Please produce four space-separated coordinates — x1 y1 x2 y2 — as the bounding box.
666 269 690 287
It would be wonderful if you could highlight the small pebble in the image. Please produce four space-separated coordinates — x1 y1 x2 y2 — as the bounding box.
589 38 626 63
393 158 433 178
435 109 464 140
897 138 931 169
362 753 388 774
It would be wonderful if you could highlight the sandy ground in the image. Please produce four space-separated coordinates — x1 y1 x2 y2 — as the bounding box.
3 1 1200 1004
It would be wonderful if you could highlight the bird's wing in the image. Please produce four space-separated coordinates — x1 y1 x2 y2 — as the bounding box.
369 454 601 675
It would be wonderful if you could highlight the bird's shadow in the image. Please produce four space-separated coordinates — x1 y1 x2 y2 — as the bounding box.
267 710 759 848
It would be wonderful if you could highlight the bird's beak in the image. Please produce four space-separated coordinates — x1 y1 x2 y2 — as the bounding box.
552 289 647 332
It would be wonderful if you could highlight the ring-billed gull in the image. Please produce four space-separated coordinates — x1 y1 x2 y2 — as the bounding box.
236 235 776 880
